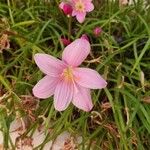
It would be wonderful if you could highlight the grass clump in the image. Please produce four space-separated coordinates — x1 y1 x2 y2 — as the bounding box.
0 0 150 149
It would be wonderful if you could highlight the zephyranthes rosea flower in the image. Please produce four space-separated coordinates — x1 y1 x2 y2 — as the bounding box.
71 0 94 23
33 38 107 111
59 0 94 23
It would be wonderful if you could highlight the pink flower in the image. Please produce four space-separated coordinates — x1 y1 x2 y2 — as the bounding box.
93 27 102 37
71 0 94 23
59 0 94 23
33 39 107 112
61 38 71 46
59 2 73 15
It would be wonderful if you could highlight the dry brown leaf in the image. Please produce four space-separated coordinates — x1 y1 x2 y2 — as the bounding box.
0 34 10 52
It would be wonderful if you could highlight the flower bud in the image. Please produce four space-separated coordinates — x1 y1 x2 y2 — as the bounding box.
61 38 71 46
93 27 102 37
80 34 89 42
59 2 73 16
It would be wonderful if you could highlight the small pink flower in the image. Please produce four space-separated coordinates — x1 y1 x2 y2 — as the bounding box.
59 0 94 23
93 27 102 37
71 0 94 23
59 2 73 15
33 39 107 111
61 38 71 46
80 34 89 42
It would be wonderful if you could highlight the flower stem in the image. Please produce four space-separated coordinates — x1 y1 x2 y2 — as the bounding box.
68 16 72 39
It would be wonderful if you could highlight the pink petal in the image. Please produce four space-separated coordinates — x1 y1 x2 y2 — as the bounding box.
33 75 58 99
72 10 78 16
62 39 90 67
85 3 94 12
74 68 107 89
72 0 78 2
54 81 74 111
34 53 66 77
72 85 93 111
76 13 86 23
59 2 65 9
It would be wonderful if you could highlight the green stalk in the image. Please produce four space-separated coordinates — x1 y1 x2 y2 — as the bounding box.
68 16 72 39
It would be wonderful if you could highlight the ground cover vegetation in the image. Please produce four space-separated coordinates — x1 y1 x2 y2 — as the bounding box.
0 0 150 149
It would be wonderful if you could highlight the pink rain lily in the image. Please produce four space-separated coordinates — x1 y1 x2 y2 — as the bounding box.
71 0 94 23
59 0 94 23
33 39 107 112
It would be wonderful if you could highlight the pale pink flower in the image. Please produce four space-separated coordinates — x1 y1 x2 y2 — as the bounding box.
59 0 94 23
33 39 107 111
71 0 94 23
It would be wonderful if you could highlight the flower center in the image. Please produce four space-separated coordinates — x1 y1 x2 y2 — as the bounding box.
75 1 85 12
62 66 74 81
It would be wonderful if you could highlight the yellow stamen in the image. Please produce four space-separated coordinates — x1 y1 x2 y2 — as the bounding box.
63 66 74 81
75 1 85 12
